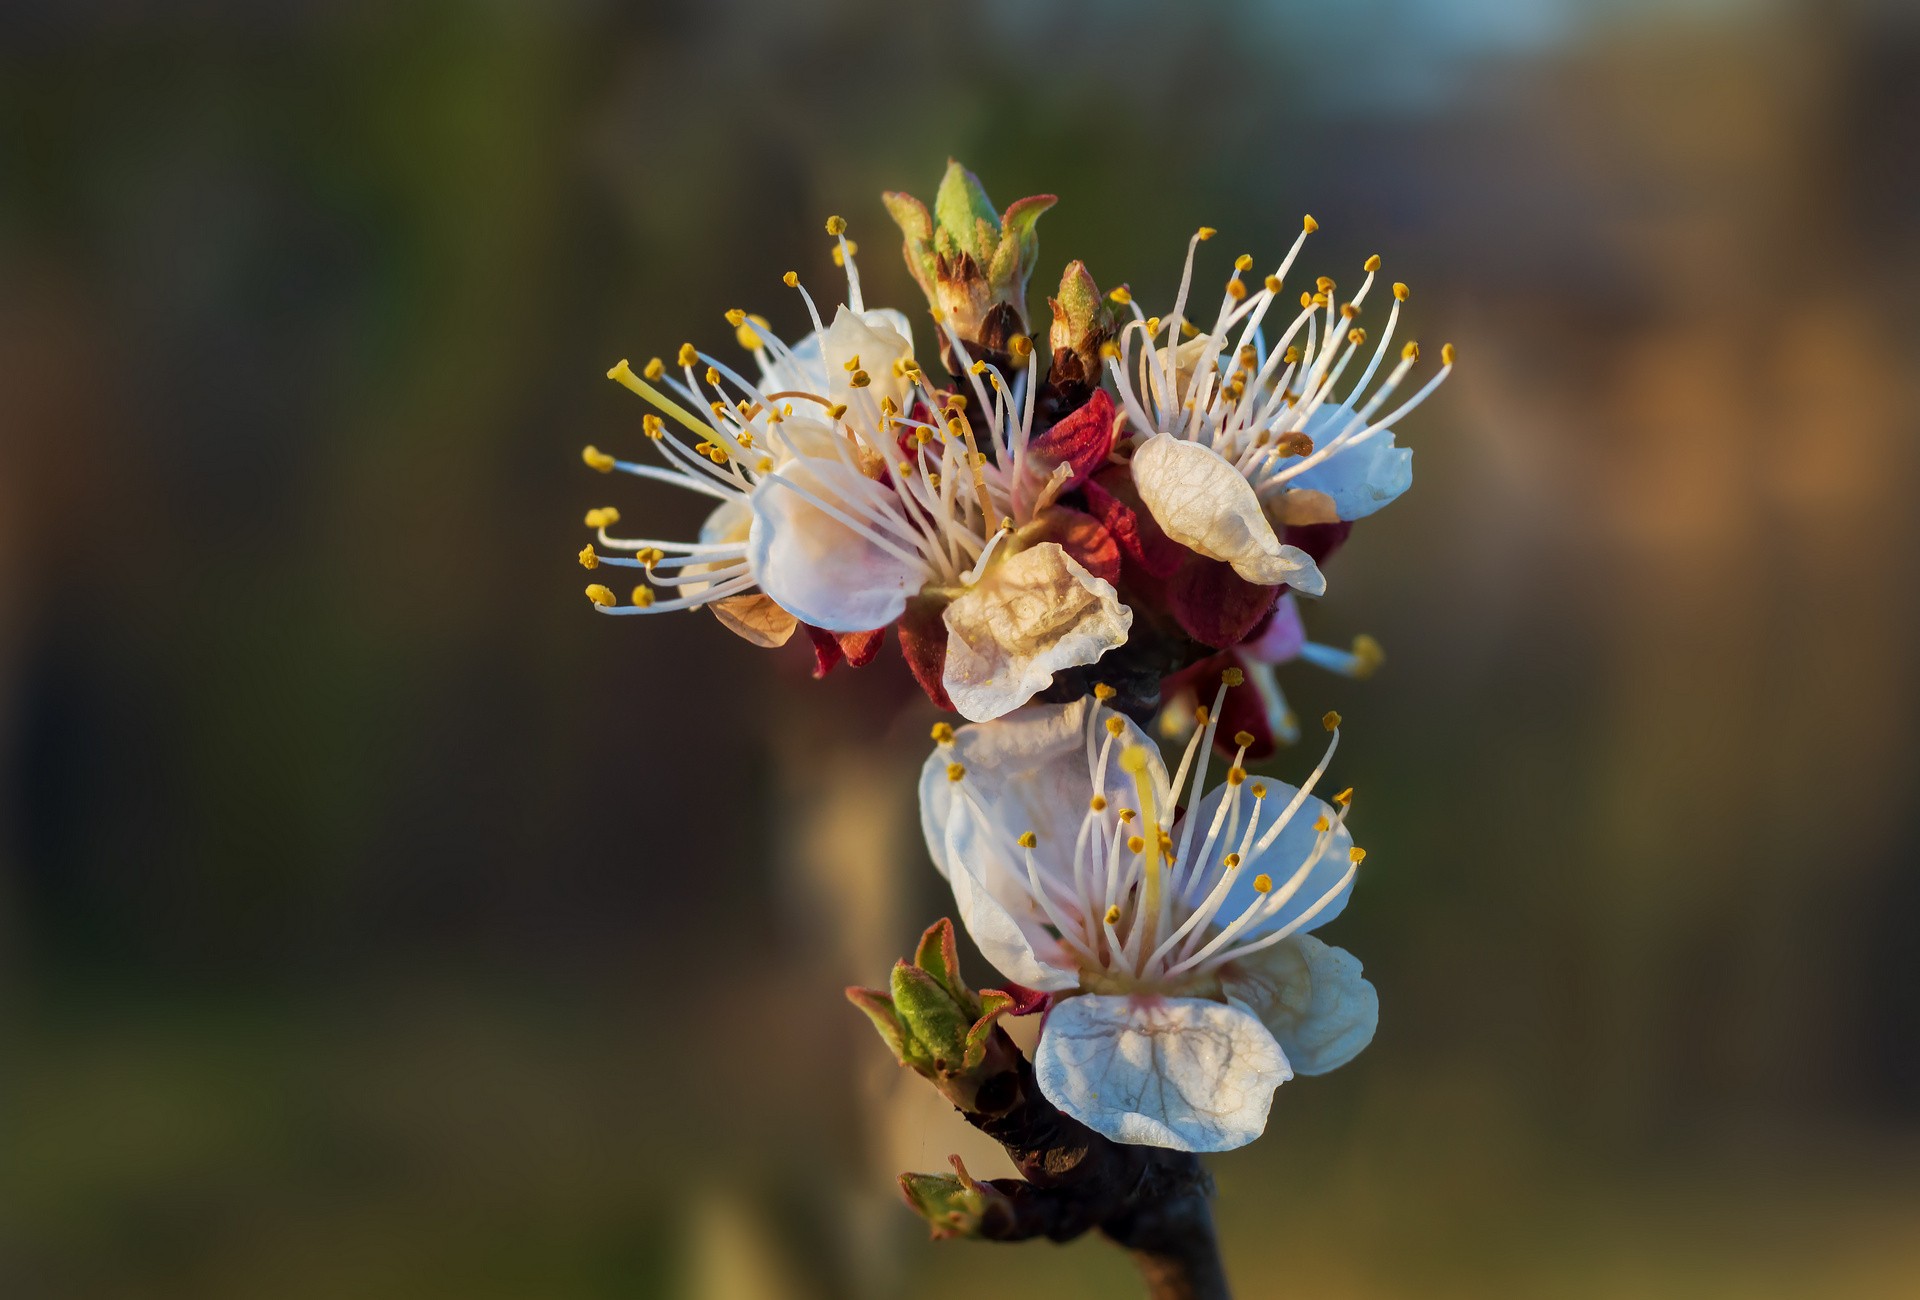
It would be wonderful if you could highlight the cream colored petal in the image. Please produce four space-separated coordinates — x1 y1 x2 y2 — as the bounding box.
821 305 915 412
1034 994 1290 1151
709 594 798 648
940 543 1132 722
1131 434 1324 591
1219 935 1377 1076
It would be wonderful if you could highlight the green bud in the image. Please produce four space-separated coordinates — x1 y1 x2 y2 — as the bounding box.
882 159 1056 350
1048 260 1116 390
897 1170 994 1240
912 917 974 1011
890 959 972 1069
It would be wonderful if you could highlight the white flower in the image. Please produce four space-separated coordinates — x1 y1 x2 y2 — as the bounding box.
1111 221 1454 576
582 228 1131 720
919 682 1376 1151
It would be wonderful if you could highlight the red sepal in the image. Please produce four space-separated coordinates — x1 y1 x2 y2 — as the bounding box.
1028 507 1121 585
1085 466 1186 579
1169 558 1281 649
803 624 844 677
897 597 954 711
989 983 1052 1017
838 627 886 668
1025 389 1115 488
1161 651 1277 761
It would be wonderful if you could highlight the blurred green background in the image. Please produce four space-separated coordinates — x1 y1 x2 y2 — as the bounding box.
4 1 1918 1296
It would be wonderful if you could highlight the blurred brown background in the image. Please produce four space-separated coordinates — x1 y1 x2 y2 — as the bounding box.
3 1 1918 1297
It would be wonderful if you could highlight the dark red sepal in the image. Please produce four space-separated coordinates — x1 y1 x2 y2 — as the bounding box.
1168 558 1281 649
1027 506 1121 585
1085 465 1186 579
897 596 955 711
1025 389 1115 488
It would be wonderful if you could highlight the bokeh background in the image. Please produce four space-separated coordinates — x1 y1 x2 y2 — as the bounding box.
5 1 1919 1296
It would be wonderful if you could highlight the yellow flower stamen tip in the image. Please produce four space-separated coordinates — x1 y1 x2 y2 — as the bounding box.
1194 705 1211 726
1104 716 1126 737
1017 831 1037 849
642 413 665 439
1364 254 1382 272
1009 334 1033 359
1393 282 1410 302
630 586 655 608
581 445 616 473
1127 835 1147 854
1092 683 1117 701
637 356 662 381
1317 277 1336 294
670 342 694 368
930 722 955 745
848 369 871 388
724 308 746 327
1442 342 1457 366
1222 667 1245 688
1089 794 1108 812
584 584 615 607
826 403 849 420
1264 274 1283 293
1098 340 1121 360
1197 226 1217 241
1226 279 1248 301
1223 853 1241 868
1104 904 1121 926
1302 214 1319 233
1352 634 1385 678
578 544 598 569
1402 341 1421 362
1108 286 1132 305
1233 253 1253 272
782 270 799 288
1314 816 1330 833
1334 786 1354 807
969 359 988 375
735 314 769 351
584 506 620 529
1349 847 1367 864
1226 767 1246 786
1118 808 1136 823
824 214 847 236
1233 730 1255 749
1322 710 1342 732
1253 873 1274 894
946 761 966 783
1249 782 1267 799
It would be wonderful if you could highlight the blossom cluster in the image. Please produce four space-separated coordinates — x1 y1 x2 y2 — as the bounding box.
578 162 1449 1152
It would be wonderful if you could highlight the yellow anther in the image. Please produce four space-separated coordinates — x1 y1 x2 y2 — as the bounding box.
878 395 898 417
635 547 664 566
1099 340 1121 359
824 214 847 236
1314 816 1330 833
1101 904 1121 927
1017 831 1037 849
724 308 746 327
1222 667 1245 687
1197 226 1217 240
1349 846 1366 864
1090 794 1108 812
1118 808 1136 823
1340 303 1360 321
969 359 988 376
1401 341 1421 362
842 353 861 372
578 544 598 569
1299 292 1314 309
1234 253 1254 272
1393 282 1410 301
1227 767 1246 786
928 721 955 745
1194 705 1211 726
1105 716 1126 737
830 240 857 266
1109 285 1133 305
1283 346 1302 365
641 356 665 381
735 314 769 351
1233 730 1255 749
581 445 616 473
642 413 665 439
584 584 615 607
897 460 911 476
1442 343 1456 366
1322 710 1342 732
1093 683 1117 701
1352 634 1385 679
913 427 932 446
1302 214 1319 232
1264 274 1283 293
1334 787 1354 807
1311 292 1329 308
946 761 966 782
1181 321 1200 339
1226 279 1248 301
630 585 655 608
1348 328 1367 345
1317 276 1336 294
584 507 620 528
1009 334 1033 359
677 343 698 368
1250 782 1267 799
1277 431 1314 457
1253 873 1274 894
1238 346 1259 367
826 403 848 420
704 365 721 386
757 456 773 473
944 393 968 412
1364 254 1382 272
1127 835 1147 854
1224 853 1241 868
782 270 799 288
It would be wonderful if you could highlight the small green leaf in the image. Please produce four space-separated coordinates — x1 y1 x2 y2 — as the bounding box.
913 918 973 1009
845 986 908 1063
890 960 971 1066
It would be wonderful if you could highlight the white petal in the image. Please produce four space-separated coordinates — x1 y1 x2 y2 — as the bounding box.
1281 405 1413 523
1131 434 1324 589
821 305 916 411
1179 780 1355 938
1219 935 1377 1076
1034 995 1290 1151
940 543 1133 722
746 451 926 632
943 820 1082 992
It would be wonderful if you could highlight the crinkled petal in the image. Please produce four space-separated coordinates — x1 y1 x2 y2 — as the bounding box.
1034 995 1290 1151
1220 936 1378 1076
1179 780 1354 937
747 455 926 632
940 542 1132 722
1130 434 1324 591
1279 405 1413 523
